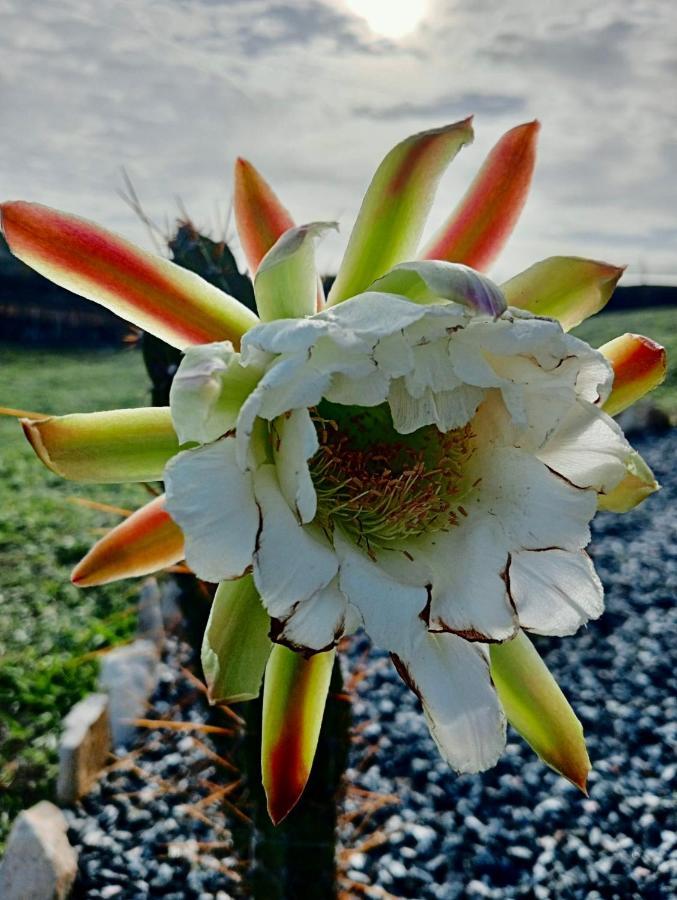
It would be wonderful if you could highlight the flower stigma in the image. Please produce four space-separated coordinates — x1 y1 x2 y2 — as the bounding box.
307 399 477 554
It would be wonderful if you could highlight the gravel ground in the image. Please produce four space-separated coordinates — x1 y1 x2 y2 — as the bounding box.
67 429 676 899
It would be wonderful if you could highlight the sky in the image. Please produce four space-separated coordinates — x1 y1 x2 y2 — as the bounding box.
1 0 676 285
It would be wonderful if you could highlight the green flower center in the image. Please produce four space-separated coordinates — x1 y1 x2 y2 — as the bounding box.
309 400 476 555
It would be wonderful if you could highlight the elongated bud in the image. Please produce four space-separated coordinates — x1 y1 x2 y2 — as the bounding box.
490 631 590 792
261 646 335 824
422 121 540 271
71 495 184 587
234 158 295 273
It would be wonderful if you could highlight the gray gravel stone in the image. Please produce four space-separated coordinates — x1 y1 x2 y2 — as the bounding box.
0 801 78 900
62 430 676 898
57 693 110 804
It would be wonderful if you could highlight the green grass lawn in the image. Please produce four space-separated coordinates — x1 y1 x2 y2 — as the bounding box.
0 305 673 845
0 344 155 844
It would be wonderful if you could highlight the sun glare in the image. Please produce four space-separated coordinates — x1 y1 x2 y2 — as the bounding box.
345 0 428 39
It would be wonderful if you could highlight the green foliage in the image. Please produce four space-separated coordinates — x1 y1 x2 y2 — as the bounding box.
0 346 151 846
572 306 676 413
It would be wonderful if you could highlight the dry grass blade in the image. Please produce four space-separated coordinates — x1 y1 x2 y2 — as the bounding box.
193 779 243 809
0 405 45 419
190 738 240 775
67 496 132 516
127 718 234 736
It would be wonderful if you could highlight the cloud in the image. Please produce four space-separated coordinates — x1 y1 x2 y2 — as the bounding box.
354 92 525 120
0 0 675 283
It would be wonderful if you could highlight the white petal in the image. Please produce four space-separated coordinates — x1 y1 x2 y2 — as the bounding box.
480 313 568 367
404 339 461 398
413 520 517 642
335 532 506 772
373 330 415 378
477 446 597 552
257 356 331 420
388 379 484 434
537 400 630 493
335 531 427 651
325 368 391 406
392 633 506 773
310 335 375 377
169 342 261 445
319 291 431 341
562 332 614 405
485 351 578 445
253 464 338 618
449 330 506 388
404 304 469 344
235 355 329 469
242 316 329 358
271 578 349 652
272 408 318 524
510 548 604 636
164 438 258 583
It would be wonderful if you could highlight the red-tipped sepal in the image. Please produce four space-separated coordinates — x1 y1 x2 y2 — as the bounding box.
233 158 295 274
1 202 257 349
21 407 179 483
490 631 590 792
600 333 667 417
328 119 474 304
71 495 184 587
422 121 540 271
261 645 335 824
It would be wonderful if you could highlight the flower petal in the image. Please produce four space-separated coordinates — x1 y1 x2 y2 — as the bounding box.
169 342 262 445
391 635 506 773
271 408 318 524
328 119 474 305
270 578 349 655
255 222 336 321
490 631 590 791
21 408 178 483
598 449 659 513
201 575 272 703
262 645 335 824
415 520 518 643
501 257 624 331
164 438 259 582
509 549 603 637
334 530 426 649
388 379 484 434
252 464 338 618
600 333 668 417
233 157 295 274
370 261 506 317
421 121 540 271
71 495 184 586
537 401 629 494
1 202 258 349
336 533 506 772
477 445 597 552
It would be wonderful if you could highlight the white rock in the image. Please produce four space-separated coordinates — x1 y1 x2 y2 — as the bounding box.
137 578 165 649
99 639 159 747
57 693 110 804
0 801 78 899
